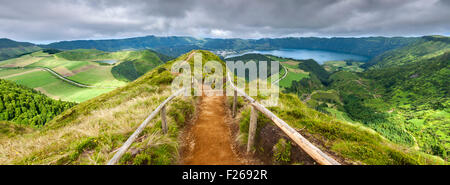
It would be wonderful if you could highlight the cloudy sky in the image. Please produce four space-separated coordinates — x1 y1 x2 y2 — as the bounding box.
0 0 449 43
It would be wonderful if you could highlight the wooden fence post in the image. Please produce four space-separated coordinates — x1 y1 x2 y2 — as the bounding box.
233 90 237 117
161 105 167 134
247 105 258 153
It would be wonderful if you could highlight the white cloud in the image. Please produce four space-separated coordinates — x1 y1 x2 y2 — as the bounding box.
0 0 448 42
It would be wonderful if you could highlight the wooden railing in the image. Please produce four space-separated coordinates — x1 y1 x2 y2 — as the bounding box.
107 88 186 165
227 72 340 165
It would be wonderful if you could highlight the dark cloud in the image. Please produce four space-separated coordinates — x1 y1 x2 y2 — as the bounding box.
0 0 448 43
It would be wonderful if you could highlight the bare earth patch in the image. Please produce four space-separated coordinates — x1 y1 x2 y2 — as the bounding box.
72 65 97 74
34 87 60 100
281 60 300 66
0 69 42 79
53 66 75 77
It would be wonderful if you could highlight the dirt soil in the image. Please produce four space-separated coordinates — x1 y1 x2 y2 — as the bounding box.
181 89 245 165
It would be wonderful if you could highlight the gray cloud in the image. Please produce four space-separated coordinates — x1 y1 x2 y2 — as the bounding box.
0 0 449 43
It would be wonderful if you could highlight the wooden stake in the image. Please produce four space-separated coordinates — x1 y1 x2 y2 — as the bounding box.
161 105 167 134
247 105 258 153
233 90 237 117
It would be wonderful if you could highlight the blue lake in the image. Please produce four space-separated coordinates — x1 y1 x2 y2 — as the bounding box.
225 49 369 64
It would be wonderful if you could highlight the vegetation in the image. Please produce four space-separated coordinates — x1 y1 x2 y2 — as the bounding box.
226 53 281 80
0 38 41 61
0 121 34 138
42 35 420 57
0 79 75 126
365 36 450 69
273 138 291 164
0 49 169 102
0 50 214 165
323 61 364 72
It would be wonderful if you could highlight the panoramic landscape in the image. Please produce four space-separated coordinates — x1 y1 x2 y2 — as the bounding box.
0 0 448 172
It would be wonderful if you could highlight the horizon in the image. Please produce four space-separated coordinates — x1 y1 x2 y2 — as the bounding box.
3 34 449 45
1 0 449 44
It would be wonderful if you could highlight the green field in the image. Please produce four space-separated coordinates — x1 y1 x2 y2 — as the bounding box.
279 67 309 88
3 70 112 102
0 49 167 102
323 61 364 72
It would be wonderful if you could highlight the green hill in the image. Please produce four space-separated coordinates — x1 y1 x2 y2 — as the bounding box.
0 38 41 61
55 49 171 82
365 36 450 68
42 35 419 58
226 53 281 80
0 49 171 102
0 50 443 165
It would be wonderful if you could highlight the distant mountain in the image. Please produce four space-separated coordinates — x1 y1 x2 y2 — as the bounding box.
364 35 450 68
0 38 41 61
41 35 420 58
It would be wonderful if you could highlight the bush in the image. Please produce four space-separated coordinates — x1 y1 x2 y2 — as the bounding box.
273 138 291 164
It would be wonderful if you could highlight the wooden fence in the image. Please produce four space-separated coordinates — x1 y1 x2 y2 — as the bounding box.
107 88 186 165
227 72 340 165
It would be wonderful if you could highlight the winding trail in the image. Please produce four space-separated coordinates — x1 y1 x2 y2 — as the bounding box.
182 88 243 165
0 67 116 89
273 63 288 85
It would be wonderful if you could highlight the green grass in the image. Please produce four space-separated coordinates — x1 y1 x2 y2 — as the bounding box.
0 121 35 138
0 68 34 77
270 94 444 164
0 49 168 103
5 70 114 102
279 71 309 88
0 50 199 165
323 61 364 72
68 67 126 87
1 49 446 165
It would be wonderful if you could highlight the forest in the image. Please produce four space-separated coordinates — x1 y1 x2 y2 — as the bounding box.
0 79 76 126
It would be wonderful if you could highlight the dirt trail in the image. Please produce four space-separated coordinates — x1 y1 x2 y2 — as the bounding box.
182 89 243 165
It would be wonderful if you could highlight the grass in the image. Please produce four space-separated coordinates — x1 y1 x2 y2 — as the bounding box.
0 121 35 139
231 78 445 164
68 66 127 87
0 49 167 102
1 49 445 165
279 69 309 88
278 60 310 88
0 50 198 164
323 61 364 72
5 70 114 102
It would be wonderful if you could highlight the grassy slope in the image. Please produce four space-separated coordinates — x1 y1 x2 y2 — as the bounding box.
323 61 364 72
224 55 445 164
0 38 41 61
0 50 211 165
0 49 168 102
0 121 35 139
367 36 450 69
363 52 450 159
0 50 445 165
233 91 444 164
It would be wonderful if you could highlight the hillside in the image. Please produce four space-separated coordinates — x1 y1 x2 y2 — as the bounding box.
0 38 41 61
283 48 449 160
365 36 450 68
41 35 419 58
225 54 281 80
0 79 75 126
55 49 171 81
0 49 169 102
0 50 444 165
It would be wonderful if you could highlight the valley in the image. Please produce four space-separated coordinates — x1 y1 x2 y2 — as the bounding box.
0 35 447 165
0 49 169 102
